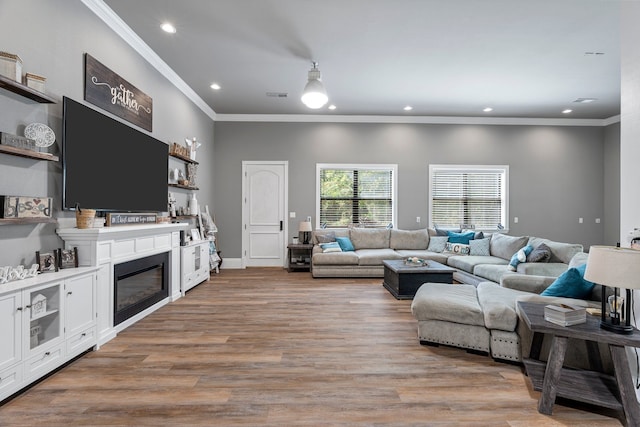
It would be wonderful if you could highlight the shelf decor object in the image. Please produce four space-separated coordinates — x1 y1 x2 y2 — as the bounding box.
584 245 640 334
0 195 52 218
0 51 22 82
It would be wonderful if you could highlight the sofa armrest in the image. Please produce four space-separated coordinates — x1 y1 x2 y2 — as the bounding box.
500 274 556 294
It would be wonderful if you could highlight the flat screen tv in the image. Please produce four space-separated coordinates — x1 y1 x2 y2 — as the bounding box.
62 96 168 212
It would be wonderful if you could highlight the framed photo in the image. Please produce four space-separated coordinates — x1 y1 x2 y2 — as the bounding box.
190 228 201 241
58 247 79 269
36 251 58 273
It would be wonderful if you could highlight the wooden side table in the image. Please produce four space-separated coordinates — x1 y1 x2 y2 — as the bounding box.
287 243 314 272
518 301 640 425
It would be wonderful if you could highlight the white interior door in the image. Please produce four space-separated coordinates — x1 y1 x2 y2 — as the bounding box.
242 161 288 267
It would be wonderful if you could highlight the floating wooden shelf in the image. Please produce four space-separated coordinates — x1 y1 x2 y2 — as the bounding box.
168 183 199 191
0 145 59 161
0 74 56 103
0 217 57 226
169 152 198 165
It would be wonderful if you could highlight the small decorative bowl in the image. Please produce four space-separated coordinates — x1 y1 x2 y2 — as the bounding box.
404 257 426 266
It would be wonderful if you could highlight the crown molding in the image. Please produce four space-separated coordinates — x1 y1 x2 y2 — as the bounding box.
215 113 617 127
81 0 216 121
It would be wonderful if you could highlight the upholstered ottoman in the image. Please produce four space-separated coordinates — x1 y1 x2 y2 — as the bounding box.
411 283 490 354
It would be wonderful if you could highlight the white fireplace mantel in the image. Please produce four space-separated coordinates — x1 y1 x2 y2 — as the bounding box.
57 223 187 346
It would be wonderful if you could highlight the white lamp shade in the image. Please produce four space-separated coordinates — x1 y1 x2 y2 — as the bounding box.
301 79 328 109
584 245 640 290
298 221 313 232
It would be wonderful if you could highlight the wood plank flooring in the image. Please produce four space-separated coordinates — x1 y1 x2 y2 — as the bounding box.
0 268 624 426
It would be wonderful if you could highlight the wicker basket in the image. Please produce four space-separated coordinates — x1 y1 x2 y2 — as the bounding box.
76 209 96 229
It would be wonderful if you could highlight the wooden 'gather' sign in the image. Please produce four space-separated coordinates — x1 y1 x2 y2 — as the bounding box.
84 53 153 131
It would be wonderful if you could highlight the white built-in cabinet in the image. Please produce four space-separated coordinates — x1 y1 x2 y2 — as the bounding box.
0 267 97 402
181 241 209 294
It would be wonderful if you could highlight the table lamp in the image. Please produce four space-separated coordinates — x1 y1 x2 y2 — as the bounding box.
299 221 312 244
584 245 640 334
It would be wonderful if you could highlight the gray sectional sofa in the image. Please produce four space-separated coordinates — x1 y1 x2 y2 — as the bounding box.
311 227 583 285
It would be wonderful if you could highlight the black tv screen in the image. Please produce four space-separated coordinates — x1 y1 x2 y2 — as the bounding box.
62 97 168 212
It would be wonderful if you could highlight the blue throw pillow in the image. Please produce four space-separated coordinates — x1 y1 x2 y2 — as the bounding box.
541 264 595 299
508 245 534 271
335 236 355 252
447 231 476 244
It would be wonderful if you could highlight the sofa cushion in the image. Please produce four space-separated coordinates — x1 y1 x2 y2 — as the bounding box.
527 237 583 264
355 248 401 265
568 251 589 268
395 250 450 264
516 262 568 277
541 264 595 299
316 231 336 243
335 236 355 252
312 251 359 265
527 243 551 263
469 238 490 256
411 283 485 327
389 228 429 250
447 230 476 244
427 236 448 253
350 228 390 249
472 263 511 283
490 233 529 261
477 282 530 331
448 255 507 275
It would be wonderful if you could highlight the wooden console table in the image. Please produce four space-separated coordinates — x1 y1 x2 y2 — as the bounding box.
518 301 640 425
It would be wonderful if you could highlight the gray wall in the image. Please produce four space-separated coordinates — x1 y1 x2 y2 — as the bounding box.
215 121 610 258
603 122 621 246
0 0 215 266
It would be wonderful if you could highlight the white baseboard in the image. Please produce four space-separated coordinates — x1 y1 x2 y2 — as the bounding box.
221 258 243 269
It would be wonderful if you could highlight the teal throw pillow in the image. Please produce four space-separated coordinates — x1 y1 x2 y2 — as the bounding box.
541 264 595 299
508 245 534 271
447 231 476 244
335 236 355 252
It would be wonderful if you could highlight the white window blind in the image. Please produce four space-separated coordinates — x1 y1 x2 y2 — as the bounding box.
430 165 508 231
317 165 396 228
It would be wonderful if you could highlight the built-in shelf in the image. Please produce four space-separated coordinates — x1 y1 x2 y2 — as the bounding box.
0 145 59 161
169 183 199 191
169 152 198 164
0 217 57 226
0 74 56 103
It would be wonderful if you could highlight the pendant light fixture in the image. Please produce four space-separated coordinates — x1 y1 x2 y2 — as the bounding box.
301 62 328 109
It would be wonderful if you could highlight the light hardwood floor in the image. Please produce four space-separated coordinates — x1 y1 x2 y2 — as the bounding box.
0 268 624 426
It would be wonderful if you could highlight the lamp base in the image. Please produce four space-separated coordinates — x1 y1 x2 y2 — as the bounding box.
600 319 634 334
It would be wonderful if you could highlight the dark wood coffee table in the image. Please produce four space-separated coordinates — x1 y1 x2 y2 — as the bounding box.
382 259 455 299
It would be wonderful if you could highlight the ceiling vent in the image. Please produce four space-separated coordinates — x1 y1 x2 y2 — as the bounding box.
573 98 598 103
266 92 288 98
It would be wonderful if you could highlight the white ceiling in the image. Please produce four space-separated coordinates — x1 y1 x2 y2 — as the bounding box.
102 0 620 119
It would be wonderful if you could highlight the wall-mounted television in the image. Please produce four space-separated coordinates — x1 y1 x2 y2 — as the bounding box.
62 96 168 213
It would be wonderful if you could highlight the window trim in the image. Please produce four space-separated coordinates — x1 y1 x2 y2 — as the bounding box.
316 163 398 229
428 164 509 232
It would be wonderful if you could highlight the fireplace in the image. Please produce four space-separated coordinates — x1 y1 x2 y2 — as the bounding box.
114 252 169 326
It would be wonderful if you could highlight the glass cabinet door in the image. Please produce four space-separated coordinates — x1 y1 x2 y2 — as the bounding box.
26 282 62 353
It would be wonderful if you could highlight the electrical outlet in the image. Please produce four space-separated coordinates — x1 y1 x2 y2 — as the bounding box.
289 212 296 218
595 218 601 224
579 217 583 224
416 216 421 223
514 217 518 224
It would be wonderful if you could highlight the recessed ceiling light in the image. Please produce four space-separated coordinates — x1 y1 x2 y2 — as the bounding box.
161 22 176 34
483 107 493 112
403 106 413 111
328 104 336 110
562 109 573 114
210 83 221 90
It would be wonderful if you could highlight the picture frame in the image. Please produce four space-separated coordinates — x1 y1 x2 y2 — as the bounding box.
35 251 58 273
58 247 79 269
190 228 201 241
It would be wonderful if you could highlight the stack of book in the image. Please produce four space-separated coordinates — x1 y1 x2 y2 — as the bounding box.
544 304 587 326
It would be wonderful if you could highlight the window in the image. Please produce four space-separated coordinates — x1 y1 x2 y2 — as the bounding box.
316 164 397 228
429 165 508 231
